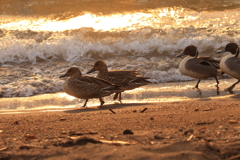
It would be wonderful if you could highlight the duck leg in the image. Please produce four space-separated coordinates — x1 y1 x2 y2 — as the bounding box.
113 92 123 103
113 92 119 100
99 98 105 107
225 80 240 94
193 79 202 97
194 79 201 89
214 77 220 95
118 92 123 104
82 99 88 107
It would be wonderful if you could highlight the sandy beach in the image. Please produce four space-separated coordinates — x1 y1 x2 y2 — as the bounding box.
1 93 240 160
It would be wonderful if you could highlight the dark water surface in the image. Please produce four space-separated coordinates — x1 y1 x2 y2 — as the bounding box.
1 0 240 16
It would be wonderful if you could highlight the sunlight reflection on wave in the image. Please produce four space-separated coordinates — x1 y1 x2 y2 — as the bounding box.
0 8 193 32
1 7 238 34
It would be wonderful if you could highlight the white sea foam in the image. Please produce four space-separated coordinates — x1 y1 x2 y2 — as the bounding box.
0 32 236 64
0 78 64 97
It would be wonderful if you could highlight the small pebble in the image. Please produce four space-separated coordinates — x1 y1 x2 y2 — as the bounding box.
13 121 19 125
123 129 134 135
219 126 228 130
150 141 157 145
229 120 238 124
154 135 164 139
165 136 172 139
26 135 36 139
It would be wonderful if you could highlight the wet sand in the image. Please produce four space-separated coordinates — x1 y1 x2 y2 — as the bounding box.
1 92 240 159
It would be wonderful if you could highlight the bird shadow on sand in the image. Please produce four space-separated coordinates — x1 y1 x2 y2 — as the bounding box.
229 93 240 100
64 102 151 114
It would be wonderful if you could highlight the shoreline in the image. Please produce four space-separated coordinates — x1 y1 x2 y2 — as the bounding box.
0 93 233 115
0 78 239 111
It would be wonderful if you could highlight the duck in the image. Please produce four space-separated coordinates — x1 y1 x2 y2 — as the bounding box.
177 45 223 92
59 67 122 107
86 60 151 103
217 42 240 93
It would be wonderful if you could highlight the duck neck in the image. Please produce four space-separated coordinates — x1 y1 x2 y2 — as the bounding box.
194 49 199 58
99 65 108 73
72 71 82 78
97 67 108 79
235 47 239 57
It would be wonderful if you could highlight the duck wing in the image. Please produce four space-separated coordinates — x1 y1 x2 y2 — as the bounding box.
108 70 141 77
120 77 152 90
101 70 141 85
80 76 122 92
198 56 220 69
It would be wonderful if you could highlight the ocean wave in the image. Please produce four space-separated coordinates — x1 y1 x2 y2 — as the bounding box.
0 3 239 97
0 25 238 64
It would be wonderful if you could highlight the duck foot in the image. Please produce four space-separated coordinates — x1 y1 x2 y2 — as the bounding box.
216 86 220 95
98 98 105 108
192 86 202 96
193 80 201 90
224 88 234 94
196 89 202 97
113 92 123 104
225 80 240 94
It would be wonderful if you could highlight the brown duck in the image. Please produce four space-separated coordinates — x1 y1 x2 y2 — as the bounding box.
59 67 122 107
87 60 151 103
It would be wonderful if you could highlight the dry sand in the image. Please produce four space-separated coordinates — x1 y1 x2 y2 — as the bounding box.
1 95 240 160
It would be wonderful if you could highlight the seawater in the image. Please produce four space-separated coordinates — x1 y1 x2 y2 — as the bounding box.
0 79 239 111
0 0 240 109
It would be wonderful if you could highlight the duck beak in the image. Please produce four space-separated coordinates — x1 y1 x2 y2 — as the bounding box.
59 74 68 78
176 52 185 57
217 49 226 53
86 68 95 74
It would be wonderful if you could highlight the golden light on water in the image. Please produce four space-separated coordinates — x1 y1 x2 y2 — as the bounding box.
0 13 154 32
0 7 239 34
0 8 196 32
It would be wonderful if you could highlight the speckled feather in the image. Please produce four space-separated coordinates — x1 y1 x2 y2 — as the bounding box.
66 76 120 98
60 67 121 100
87 60 151 90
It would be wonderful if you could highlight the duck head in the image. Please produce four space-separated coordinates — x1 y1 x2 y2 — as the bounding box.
217 43 239 57
59 67 82 78
87 60 108 74
176 45 199 58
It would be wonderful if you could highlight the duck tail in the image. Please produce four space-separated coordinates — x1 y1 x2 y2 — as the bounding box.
102 85 124 92
128 77 152 84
